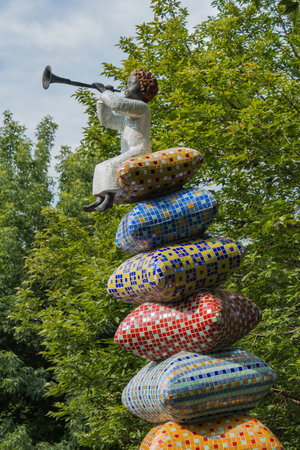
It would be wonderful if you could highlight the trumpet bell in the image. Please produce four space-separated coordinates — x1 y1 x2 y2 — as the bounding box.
42 65 75 89
42 65 52 89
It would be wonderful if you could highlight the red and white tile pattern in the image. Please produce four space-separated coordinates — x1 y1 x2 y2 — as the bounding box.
115 289 261 361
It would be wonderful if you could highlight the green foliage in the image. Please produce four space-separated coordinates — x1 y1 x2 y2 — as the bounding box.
13 0 300 448
14 118 148 447
0 111 54 293
15 206 148 448
0 112 74 447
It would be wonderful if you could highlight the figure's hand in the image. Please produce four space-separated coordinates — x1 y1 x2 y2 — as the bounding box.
92 82 106 93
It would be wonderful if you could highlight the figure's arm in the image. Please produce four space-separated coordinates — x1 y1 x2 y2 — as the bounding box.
100 90 149 118
97 99 125 131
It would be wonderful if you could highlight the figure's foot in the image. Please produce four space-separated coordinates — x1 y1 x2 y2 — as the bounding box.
83 194 115 212
94 193 115 211
83 197 103 212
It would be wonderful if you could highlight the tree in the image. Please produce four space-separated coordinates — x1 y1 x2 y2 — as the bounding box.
14 0 299 448
14 101 146 448
0 111 75 447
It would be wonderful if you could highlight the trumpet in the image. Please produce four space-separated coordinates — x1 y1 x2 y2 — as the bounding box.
42 65 120 92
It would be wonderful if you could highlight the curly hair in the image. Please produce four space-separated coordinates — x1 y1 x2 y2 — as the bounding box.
131 69 158 103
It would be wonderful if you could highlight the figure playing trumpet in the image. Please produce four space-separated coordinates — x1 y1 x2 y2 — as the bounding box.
84 69 158 212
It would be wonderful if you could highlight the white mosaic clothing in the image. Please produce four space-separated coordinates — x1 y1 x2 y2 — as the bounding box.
92 90 151 197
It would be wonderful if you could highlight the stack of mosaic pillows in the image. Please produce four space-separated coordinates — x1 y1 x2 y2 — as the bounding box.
107 148 283 449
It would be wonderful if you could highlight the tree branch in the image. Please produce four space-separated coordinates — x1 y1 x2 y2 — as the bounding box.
277 12 300 60
271 388 300 404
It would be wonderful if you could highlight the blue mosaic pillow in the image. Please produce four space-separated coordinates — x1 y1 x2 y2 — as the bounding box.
115 187 218 254
122 348 277 424
107 236 245 304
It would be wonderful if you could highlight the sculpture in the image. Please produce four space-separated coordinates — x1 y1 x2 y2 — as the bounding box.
83 69 158 212
42 64 282 448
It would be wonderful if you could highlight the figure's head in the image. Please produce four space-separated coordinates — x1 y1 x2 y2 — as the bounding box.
125 69 158 103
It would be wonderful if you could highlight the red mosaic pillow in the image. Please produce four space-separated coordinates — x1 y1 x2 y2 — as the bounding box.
114 148 203 204
140 416 283 449
114 289 262 361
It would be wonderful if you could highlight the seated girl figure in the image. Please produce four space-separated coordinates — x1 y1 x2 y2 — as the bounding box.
84 69 158 212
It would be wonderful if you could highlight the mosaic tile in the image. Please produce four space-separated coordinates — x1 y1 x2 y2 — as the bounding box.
122 348 277 424
114 148 203 204
115 187 218 254
107 236 245 304
140 415 283 449
114 289 262 361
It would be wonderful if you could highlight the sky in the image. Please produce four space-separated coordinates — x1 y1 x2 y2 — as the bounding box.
0 0 217 176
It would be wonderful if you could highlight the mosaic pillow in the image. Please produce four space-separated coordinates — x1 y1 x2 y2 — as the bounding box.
107 236 245 304
114 289 262 361
122 348 277 424
115 187 218 254
140 416 283 449
114 148 203 204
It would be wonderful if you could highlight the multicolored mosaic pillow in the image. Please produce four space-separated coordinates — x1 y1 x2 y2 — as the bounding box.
140 416 283 449
122 348 277 424
115 187 218 254
107 236 245 304
114 148 203 204
114 289 262 361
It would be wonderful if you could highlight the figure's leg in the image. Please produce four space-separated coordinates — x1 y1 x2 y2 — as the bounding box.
94 193 115 211
83 197 103 212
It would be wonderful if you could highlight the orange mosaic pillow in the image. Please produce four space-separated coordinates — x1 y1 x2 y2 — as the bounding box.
140 415 283 449
114 148 203 204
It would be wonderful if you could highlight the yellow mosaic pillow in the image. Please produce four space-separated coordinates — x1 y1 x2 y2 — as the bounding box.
114 148 203 204
140 416 283 449
107 236 245 304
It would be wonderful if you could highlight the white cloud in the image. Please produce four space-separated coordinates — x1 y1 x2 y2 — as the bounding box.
0 0 217 179
1 12 105 53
